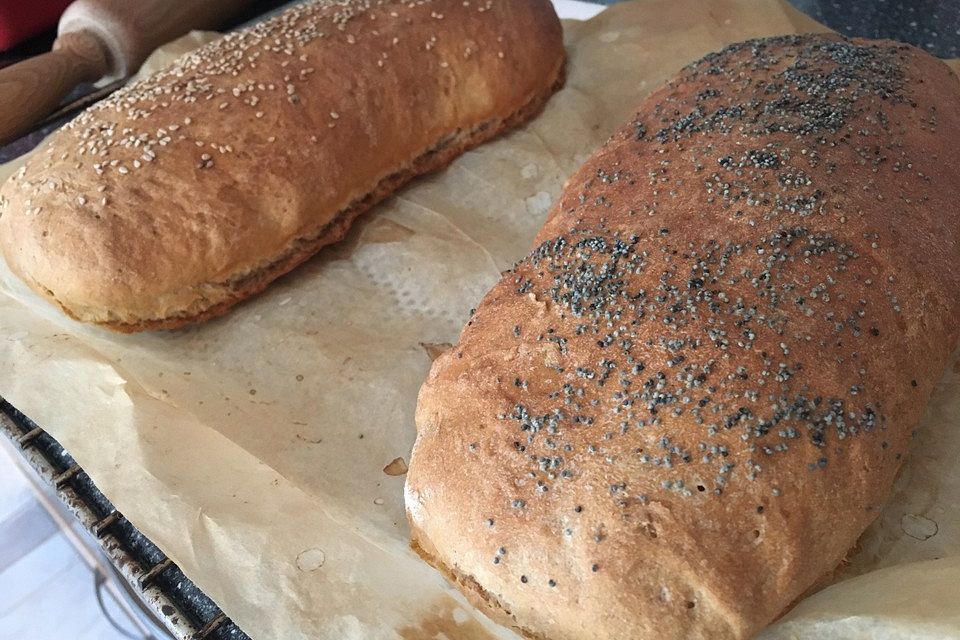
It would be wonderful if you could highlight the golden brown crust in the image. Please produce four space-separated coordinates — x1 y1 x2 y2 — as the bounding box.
406 35 960 639
0 0 565 331
90 67 564 333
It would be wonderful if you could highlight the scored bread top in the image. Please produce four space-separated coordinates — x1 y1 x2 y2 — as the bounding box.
406 35 960 640
0 0 564 329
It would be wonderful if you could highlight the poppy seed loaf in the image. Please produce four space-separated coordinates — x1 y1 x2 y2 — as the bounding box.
406 34 960 639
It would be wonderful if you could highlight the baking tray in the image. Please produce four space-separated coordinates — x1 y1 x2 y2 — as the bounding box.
0 399 250 640
1 1 957 638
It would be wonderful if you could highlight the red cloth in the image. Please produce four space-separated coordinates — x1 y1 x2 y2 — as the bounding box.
0 0 74 52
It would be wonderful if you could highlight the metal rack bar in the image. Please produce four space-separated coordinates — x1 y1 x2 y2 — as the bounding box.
0 399 250 640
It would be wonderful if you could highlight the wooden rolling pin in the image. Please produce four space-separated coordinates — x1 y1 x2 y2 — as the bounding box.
0 0 254 145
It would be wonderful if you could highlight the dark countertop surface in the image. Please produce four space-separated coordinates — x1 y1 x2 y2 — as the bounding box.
787 0 959 58
599 0 960 58
1 0 958 162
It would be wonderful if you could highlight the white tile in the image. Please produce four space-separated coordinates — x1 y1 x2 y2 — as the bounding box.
0 454 35 523
74 619 141 640
0 498 58 573
0 532 80 616
552 0 607 20
0 556 104 640
0 450 143 639
75 590 147 640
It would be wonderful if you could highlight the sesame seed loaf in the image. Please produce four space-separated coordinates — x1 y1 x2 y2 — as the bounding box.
405 35 960 639
0 0 565 332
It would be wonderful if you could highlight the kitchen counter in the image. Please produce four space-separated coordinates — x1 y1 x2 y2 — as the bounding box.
1 0 957 164
598 0 960 58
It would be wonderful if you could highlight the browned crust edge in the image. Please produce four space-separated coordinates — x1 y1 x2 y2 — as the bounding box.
410 537 548 640
410 483 865 639
83 61 566 333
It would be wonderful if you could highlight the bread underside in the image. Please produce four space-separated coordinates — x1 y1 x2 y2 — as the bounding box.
405 34 960 640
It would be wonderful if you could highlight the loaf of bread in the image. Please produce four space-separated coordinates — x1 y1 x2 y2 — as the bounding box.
0 0 564 332
406 34 960 639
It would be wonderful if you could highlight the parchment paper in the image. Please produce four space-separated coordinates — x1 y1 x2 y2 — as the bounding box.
1 2 958 639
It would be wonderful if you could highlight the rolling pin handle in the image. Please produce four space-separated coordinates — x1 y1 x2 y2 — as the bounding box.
0 30 110 145
53 30 112 79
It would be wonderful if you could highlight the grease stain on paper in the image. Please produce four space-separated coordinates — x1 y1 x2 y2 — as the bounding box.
362 218 417 244
900 514 939 541
296 547 326 572
384 457 409 476
420 342 452 361
398 597 497 640
524 191 552 216
520 163 539 180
